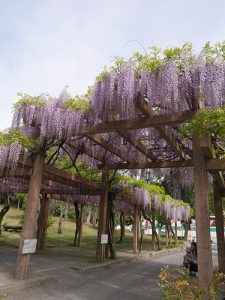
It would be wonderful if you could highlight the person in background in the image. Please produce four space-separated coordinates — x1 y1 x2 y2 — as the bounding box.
182 241 198 276
189 241 198 276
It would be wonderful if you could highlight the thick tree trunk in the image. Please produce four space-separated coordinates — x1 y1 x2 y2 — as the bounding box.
16 152 44 280
119 212 125 244
213 181 225 273
36 194 50 251
193 135 213 289
0 205 10 236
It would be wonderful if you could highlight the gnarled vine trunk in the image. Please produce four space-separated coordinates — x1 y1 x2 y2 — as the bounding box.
142 210 161 250
74 203 83 247
36 194 50 251
0 205 10 236
119 211 125 244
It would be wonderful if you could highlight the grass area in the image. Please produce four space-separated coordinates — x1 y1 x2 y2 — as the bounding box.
0 206 184 253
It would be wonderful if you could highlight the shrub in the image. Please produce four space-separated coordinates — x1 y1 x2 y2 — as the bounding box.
159 266 225 300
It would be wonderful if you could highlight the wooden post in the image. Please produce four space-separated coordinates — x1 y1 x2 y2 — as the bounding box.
16 152 45 279
133 204 138 254
78 204 83 248
213 181 225 273
36 194 50 251
193 135 213 288
96 169 109 262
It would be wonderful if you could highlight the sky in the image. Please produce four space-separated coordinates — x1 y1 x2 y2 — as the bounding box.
0 0 225 130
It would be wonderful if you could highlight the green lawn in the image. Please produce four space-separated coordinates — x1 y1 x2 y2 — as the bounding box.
0 206 183 252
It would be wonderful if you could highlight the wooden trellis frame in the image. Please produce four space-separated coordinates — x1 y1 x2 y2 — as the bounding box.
1 93 225 288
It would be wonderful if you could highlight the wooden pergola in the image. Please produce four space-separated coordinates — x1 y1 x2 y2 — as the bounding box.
1 92 225 290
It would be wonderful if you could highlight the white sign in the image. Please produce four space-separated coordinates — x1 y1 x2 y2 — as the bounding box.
101 234 108 244
22 239 37 254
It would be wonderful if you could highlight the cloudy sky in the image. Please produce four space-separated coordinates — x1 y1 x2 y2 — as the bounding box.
0 0 225 129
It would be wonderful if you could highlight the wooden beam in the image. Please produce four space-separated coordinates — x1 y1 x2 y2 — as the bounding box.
76 110 197 135
43 164 103 190
98 159 193 170
0 167 32 178
136 93 186 160
207 158 225 171
43 188 100 196
17 157 33 168
86 134 131 162
9 168 32 178
199 137 225 189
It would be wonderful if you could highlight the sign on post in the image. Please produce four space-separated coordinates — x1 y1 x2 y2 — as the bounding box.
101 234 108 244
22 239 37 254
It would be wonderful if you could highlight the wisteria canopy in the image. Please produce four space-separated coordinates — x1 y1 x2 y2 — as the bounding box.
2 42 225 221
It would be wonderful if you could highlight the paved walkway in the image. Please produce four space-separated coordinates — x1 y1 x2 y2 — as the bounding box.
0 246 219 300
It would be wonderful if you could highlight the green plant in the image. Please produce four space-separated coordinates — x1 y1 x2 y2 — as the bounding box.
159 266 225 300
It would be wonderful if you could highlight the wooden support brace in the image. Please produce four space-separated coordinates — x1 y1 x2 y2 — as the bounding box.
135 93 186 160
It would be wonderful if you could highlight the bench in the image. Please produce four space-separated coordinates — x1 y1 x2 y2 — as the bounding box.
3 225 22 232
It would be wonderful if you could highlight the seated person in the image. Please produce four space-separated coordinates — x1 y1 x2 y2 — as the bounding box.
183 242 198 276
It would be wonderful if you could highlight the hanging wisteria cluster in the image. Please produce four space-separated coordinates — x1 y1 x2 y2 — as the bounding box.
91 51 225 121
12 89 84 144
134 187 190 221
0 143 22 176
0 89 87 175
0 173 190 221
